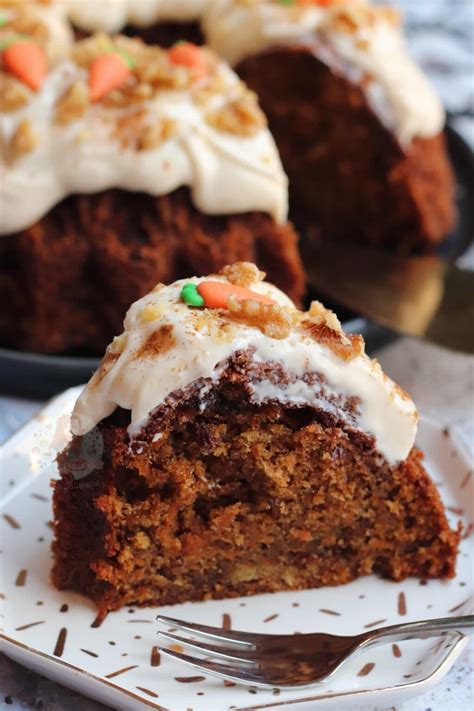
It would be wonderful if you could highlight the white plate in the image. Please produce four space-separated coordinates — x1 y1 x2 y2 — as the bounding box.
0 386 472 711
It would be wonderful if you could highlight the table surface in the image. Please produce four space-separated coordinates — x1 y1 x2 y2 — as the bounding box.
1 1 473 709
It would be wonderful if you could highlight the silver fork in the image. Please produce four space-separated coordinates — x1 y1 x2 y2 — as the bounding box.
156 613 474 688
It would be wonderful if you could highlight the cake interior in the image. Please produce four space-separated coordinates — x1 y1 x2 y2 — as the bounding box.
237 47 455 252
52 355 459 613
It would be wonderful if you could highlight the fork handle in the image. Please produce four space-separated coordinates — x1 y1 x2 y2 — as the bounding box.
359 614 474 649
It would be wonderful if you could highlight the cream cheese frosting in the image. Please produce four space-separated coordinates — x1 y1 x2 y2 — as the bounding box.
203 0 444 145
0 36 287 234
71 263 418 464
64 0 210 33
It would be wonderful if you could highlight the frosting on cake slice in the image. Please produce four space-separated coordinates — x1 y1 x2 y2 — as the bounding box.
72 262 418 464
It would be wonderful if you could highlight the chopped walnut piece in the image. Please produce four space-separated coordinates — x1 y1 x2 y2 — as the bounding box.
207 91 266 137
0 76 29 112
111 107 147 148
109 333 128 355
220 262 265 288
138 117 176 151
102 81 153 108
191 70 227 106
69 35 229 111
329 4 376 33
307 300 343 333
4 10 47 41
228 296 293 339
139 303 165 323
54 80 89 125
327 2 399 34
302 321 364 361
8 118 38 163
71 33 115 67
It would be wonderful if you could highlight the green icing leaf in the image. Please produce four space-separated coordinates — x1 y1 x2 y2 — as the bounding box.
0 34 30 51
180 283 205 307
107 46 136 69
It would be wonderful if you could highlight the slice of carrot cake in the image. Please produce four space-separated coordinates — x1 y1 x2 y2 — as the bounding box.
51 262 460 613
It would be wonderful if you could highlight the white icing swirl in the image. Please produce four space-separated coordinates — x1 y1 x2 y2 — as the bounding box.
0 55 287 234
64 0 210 33
72 269 418 464
203 0 445 145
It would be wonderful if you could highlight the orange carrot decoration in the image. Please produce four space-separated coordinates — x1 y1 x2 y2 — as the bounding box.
3 40 47 91
181 281 276 309
197 281 276 309
168 41 208 81
88 52 131 102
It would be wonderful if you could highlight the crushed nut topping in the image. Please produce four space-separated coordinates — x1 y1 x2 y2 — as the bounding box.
0 75 29 112
328 2 400 34
1 7 47 41
138 117 176 151
306 300 343 334
207 90 266 137
228 296 293 339
109 333 128 355
298 299 365 360
71 32 114 68
111 107 147 149
220 262 265 288
54 80 89 124
139 303 165 323
3 34 270 156
302 321 364 361
72 35 219 95
7 117 38 163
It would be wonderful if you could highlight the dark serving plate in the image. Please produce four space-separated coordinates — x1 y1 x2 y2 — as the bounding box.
0 125 472 400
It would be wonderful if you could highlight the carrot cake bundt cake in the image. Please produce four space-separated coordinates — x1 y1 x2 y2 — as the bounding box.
52 262 460 613
57 0 456 252
204 0 456 251
0 34 304 353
